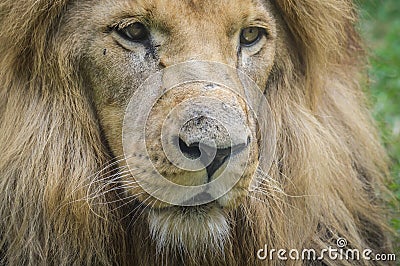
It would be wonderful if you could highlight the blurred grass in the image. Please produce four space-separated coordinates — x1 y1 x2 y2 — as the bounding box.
358 0 400 241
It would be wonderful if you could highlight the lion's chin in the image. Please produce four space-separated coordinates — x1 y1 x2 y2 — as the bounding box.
147 203 230 254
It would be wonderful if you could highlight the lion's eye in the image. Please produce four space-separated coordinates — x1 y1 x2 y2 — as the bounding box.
117 22 149 42
240 27 264 47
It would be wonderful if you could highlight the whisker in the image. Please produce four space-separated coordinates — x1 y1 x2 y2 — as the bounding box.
87 170 136 198
123 194 153 222
110 191 147 212
85 180 141 201
126 194 160 228
86 167 147 201
69 155 134 199
91 190 143 206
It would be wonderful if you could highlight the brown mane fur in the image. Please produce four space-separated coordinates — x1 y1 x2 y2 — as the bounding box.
0 0 393 265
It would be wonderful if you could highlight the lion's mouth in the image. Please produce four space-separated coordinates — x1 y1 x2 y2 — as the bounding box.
182 201 223 212
180 192 215 206
151 200 222 214
147 201 227 226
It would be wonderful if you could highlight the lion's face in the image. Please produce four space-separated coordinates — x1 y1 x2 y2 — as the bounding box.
0 0 393 263
63 0 282 251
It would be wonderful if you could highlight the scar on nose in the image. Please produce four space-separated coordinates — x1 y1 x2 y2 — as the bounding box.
159 59 166 68
204 84 217 90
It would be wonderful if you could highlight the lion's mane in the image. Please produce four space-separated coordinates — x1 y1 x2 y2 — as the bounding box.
0 0 393 265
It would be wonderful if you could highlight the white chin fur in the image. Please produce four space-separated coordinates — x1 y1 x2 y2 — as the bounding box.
148 205 230 255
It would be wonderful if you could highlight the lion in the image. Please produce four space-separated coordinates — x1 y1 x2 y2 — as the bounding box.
0 0 394 265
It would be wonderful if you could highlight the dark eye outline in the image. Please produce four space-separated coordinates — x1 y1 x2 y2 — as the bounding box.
114 22 150 43
240 27 267 47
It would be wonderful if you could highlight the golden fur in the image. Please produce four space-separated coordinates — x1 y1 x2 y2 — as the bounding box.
0 0 394 265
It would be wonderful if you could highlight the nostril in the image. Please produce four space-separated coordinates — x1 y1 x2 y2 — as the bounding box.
179 138 201 159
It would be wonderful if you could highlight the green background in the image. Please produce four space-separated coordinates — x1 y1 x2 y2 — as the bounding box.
359 0 400 246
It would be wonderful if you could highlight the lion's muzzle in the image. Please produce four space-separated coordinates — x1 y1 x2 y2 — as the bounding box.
173 86 251 179
123 62 266 207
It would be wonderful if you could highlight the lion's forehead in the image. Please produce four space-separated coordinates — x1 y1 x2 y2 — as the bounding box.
90 0 274 33
129 0 258 21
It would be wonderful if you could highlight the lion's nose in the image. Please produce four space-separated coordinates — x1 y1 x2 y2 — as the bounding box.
178 115 249 178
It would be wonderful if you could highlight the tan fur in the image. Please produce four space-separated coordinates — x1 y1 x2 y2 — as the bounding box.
0 0 394 265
